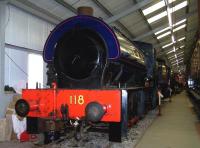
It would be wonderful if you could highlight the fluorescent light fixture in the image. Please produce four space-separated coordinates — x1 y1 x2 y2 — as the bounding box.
178 58 183 63
147 11 167 23
167 46 177 54
162 38 185 48
171 58 183 63
178 51 184 53
167 49 175 54
178 37 186 41
177 53 184 57
169 56 178 60
169 54 181 59
172 63 179 66
170 58 184 63
170 58 183 64
172 60 183 64
173 24 186 32
155 26 170 35
177 51 184 55
155 19 186 35
171 59 178 63
173 18 186 26
142 1 165 15
162 42 173 48
169 56 175 59
170 1 188 12
142 0 176 16
147 1 188 24
157 31 171 39
179 60 184 63
162 37 185 49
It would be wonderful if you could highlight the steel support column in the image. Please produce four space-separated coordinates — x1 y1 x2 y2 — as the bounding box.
0 0 7 93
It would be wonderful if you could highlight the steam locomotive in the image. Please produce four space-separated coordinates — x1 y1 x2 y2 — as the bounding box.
15 14 157 143
157 59 171 98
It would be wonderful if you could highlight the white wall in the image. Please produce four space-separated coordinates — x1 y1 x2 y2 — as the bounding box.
5 5 55 51
4 47 28 93
0 4 56 118
4 5 55 91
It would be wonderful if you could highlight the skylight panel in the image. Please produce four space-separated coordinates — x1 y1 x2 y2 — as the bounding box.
167 49 175 54
173 24 186 32
172 62 179 66
177 37 186 41
142 0 176 16
142 1 165 16
177 52 184 56
173 18 186 26
155 19 186 36
169 1 188 12
170 57 183 63
157 31 171 39
171 60 183 65
178 60 184 63
147 11 167 23
177 58 184 61
155 26 170 35
167 46 183 54
162 37 185 49
178 51 184 54
162 42 173 48
147 1 188 24
169 55 175 59
171 60 178 64
169 53 183 60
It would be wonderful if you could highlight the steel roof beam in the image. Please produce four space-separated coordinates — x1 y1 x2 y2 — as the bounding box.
105 0 154 24
55 0 77 14
9 0 62 24
133 10 197 41
91 0 134 38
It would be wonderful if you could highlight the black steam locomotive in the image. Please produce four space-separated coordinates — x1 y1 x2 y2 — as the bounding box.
15 14 158 143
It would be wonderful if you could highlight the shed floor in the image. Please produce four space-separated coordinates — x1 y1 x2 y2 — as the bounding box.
135 91 200 148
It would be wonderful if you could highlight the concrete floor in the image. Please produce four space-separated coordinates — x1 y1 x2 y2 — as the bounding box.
136 91 200 148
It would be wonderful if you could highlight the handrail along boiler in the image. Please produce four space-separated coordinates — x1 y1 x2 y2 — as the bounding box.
15 14 156 143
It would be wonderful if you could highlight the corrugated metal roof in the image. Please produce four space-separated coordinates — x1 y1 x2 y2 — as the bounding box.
11 0 199 73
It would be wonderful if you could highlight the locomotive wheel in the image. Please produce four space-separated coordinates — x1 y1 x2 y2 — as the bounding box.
15 99 30 117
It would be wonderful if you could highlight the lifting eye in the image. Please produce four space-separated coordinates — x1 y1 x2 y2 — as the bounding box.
15 99 30 117
85 102 105 122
